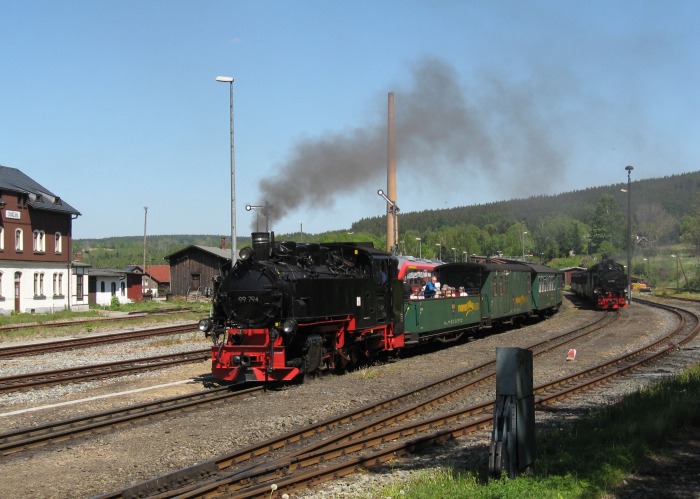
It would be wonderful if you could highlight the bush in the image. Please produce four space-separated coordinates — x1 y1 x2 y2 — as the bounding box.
110 296 120 309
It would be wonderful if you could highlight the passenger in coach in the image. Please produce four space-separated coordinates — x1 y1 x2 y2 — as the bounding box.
423 276 437 298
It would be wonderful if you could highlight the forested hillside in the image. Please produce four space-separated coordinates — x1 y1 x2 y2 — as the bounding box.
75 171 700 280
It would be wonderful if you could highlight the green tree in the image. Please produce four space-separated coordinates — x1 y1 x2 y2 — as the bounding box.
680 196 700 259
589 194 624 254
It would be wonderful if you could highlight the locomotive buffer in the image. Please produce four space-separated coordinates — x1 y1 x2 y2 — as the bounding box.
489 347 535 478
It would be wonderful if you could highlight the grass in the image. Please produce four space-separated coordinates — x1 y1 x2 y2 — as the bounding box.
373 364 700 498
0 300 210 342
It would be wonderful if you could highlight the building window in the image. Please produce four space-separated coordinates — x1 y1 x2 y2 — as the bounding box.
55 232 62 254
101 281 105 293
0 226 4 251
33 272 45 297
0 271 3 298
120 282 126 296
110 282 117 296
77 275 84 301
15 228 23 251
53 273 63 296
33 230 46 253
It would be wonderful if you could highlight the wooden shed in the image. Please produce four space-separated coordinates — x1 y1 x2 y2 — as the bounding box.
560 266 587 287
165 245 231 297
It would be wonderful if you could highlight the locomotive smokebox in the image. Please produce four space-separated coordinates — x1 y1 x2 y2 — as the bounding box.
252 232 271 261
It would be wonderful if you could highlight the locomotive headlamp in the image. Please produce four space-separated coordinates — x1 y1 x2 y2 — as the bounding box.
198 318 213 334
282 318 298 334
239 246 255 261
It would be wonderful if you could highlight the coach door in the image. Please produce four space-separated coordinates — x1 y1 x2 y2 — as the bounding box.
14 272 21 313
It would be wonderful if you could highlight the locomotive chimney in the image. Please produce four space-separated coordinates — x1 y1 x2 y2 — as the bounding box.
386 92 397 253
251 232 271 261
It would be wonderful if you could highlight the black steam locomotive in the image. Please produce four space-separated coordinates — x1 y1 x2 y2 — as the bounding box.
570 258 628 310
198 232 405 383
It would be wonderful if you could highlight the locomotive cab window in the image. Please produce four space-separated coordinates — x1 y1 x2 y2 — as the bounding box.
373 259 390 285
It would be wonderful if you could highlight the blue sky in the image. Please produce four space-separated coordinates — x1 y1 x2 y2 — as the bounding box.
1 1 698 239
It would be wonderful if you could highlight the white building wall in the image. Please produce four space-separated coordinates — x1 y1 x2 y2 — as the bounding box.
0 260 79 315
92 276 133 307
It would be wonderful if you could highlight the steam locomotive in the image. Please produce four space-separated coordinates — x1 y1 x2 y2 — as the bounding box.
198 232 563 385
570 258 628 310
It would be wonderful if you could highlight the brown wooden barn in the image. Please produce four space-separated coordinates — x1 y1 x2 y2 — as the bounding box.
165 245 231 298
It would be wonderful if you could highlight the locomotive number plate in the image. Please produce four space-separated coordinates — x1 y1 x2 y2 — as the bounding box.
238 296 260 303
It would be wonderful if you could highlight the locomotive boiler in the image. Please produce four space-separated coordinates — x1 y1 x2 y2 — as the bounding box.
198 232 405 383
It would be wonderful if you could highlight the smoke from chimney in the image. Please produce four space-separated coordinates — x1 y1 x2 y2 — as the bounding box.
258 56 566 226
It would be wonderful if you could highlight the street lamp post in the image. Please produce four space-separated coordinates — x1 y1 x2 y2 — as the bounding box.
416 237 422 259
245 203 269 232
436 243 442 261
142 206 148 292
216 75 236 263
377 189 399 253
625 165 634 304
299 221 303 242
463 251 467 262
521 231 528 260
451 247 456 262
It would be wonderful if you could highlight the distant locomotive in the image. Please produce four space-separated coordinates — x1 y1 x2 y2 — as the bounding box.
199 233 563 385
570 258 628 310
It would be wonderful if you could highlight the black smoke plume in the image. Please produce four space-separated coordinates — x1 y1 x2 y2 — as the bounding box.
258 57 566 226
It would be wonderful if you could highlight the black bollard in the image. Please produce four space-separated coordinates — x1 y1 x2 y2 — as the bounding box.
489 347 535 478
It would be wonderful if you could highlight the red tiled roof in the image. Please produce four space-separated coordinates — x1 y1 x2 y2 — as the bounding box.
145 265 171 283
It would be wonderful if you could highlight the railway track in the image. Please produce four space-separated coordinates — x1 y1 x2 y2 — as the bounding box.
0 314 615 458
98 300 699 499
0 386 262 456
97 312 631 498
0 349 210 394
0 312 614 458
0 323 198 359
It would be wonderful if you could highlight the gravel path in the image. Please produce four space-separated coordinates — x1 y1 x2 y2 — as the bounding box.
0 295 698 498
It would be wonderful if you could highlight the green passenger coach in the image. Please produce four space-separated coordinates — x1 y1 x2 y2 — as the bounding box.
403 259 562 345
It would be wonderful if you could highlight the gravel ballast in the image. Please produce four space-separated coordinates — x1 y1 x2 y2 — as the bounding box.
0 296 698 498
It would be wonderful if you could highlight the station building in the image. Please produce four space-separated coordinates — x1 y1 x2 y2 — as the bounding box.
0 165 86 315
